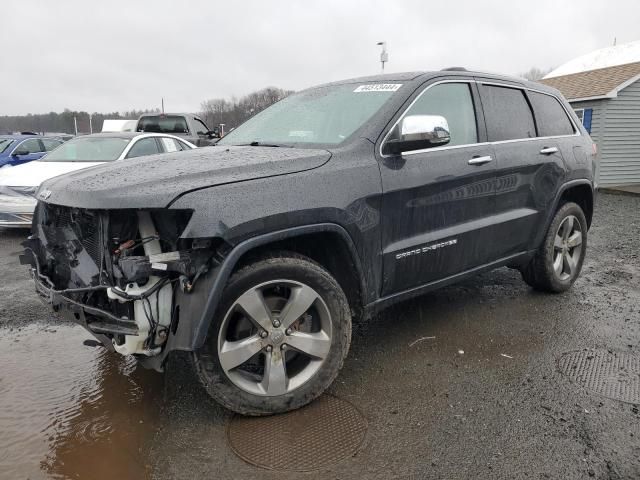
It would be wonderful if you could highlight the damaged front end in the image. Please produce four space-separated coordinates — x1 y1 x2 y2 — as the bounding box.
22 202 217 363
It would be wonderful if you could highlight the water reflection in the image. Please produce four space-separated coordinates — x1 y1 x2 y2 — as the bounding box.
0 324 163 480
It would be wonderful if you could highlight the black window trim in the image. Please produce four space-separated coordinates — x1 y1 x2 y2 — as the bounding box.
479 80 580 139
525 88 577 138
379 79 580 158
479 82 539 141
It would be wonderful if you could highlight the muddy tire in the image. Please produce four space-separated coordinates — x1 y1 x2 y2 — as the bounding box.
192 252 351 416
521 202 587 293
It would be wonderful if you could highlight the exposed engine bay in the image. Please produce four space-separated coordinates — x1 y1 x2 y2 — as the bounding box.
22 202 216 358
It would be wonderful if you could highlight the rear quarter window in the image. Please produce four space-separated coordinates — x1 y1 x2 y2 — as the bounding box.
528 91 576 137
480 85 536 141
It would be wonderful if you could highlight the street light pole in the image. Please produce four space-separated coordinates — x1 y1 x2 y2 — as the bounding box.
377 41 388 73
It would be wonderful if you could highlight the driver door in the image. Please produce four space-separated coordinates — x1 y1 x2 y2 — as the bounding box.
378 80 497 295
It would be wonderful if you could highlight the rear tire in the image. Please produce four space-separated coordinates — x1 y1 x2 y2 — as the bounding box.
521 202 587 293
193 253 351 416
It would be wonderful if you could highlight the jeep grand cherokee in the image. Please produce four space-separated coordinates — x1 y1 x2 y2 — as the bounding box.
23 69 595 415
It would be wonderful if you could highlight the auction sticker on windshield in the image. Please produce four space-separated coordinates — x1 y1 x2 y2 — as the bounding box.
354 84 402 93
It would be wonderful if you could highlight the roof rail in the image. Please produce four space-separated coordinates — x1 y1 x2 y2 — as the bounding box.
441 67 468 72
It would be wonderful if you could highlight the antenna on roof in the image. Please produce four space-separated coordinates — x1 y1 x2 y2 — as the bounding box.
377 42 388 73
161 97 165 114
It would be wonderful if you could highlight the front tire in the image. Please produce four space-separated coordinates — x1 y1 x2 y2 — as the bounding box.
521 202 587 293
193 253 352 416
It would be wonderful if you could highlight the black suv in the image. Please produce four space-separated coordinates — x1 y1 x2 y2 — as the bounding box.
24 70 595 415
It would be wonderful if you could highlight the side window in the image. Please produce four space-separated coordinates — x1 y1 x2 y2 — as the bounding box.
480 85 536 141
528 91 575 137
42 139 63 151
15 138 44 154
126 138 161 158
160 137 180 152
573 108 593 133
194 119 210 135
397 83 478 147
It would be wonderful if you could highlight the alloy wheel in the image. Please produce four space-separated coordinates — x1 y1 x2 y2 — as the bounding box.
553 215 583 281
217 280 332 396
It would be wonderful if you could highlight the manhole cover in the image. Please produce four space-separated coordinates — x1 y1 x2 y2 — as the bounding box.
227 395 367 471
558 349 640 404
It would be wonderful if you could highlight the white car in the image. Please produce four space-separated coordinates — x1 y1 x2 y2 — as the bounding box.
0 132 195 227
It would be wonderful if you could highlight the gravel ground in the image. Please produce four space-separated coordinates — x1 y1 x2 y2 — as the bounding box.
1 192 638 479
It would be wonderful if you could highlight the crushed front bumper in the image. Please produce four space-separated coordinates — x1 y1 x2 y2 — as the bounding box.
23 253 139 342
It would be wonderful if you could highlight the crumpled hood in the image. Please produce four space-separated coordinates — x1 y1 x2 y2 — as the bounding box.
0 160 103 187
38 146 331 209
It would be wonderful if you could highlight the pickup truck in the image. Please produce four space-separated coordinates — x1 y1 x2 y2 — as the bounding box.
136 113 218 146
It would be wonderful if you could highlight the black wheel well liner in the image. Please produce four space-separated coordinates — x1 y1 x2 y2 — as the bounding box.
558 182 594 228
191 223 366 349
534 179 594 248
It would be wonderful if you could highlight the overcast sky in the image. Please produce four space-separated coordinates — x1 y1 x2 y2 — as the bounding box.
2 0 639 115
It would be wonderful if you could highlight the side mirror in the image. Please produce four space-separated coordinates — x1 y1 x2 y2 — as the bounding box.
12 149 28 156
207 128 220 138
383 115 451 155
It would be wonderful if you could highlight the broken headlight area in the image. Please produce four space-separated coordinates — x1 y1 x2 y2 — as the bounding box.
23 202 217 357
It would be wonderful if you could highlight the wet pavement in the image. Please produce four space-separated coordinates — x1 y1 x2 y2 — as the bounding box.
1 192 639 479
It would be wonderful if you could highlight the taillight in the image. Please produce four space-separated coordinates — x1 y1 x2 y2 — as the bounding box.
592 143 598 155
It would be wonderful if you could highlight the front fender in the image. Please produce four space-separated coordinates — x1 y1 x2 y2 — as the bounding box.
136 223 366 374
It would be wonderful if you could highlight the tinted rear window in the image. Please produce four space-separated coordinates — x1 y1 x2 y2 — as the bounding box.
480 85 536 141
528 91 575 137
137 116 189 134
126 138 161 158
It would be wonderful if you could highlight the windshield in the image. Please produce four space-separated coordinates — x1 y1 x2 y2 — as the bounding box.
137 115 189 134
0 139 15 154
40 136 130 162
218 83 401 147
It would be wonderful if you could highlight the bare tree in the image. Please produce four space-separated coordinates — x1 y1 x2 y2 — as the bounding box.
519 67 554 81
0 108 160 134
200 87 293 131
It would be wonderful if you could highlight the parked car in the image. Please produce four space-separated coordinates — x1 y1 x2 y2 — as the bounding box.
0 132 194 227
24 69 595 416
0 135 64 168
136 113 218 146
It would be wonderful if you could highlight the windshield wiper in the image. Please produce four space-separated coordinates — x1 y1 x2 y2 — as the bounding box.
239 141 292 148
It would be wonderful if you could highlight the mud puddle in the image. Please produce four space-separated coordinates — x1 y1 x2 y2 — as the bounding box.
0 323 163 479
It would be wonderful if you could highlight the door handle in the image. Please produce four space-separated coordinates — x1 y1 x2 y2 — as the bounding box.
467 155 493 166
539 147 559 155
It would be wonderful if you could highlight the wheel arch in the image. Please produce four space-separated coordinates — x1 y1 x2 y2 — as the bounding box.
190 223 366 350
558 182 594 229
534 179 594 248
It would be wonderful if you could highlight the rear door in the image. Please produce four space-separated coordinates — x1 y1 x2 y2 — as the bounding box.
378 80 497 295
477 82 568 258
